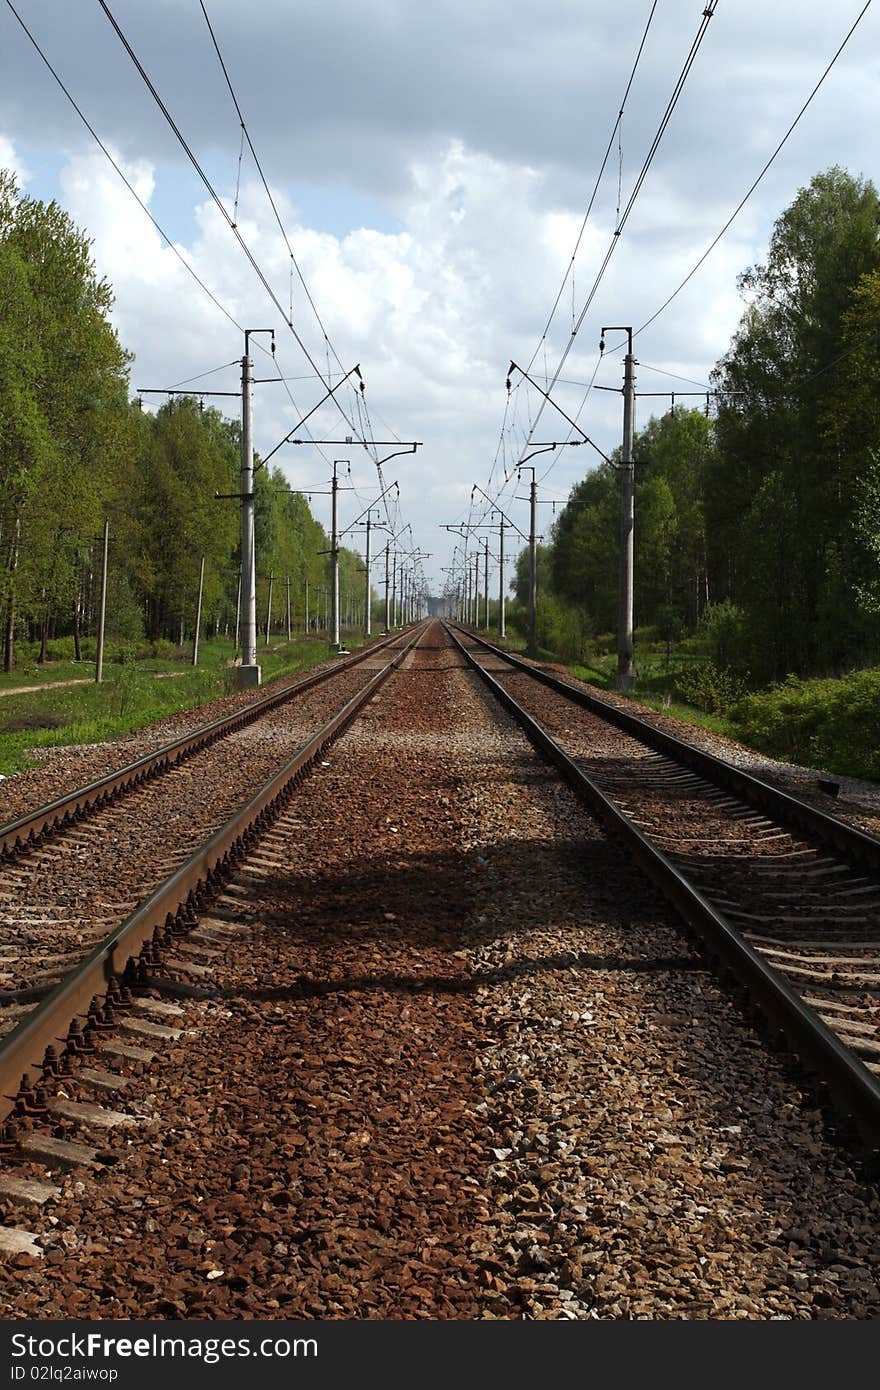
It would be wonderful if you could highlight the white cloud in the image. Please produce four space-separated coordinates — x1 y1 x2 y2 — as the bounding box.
0 134 29 187
2 0 878 595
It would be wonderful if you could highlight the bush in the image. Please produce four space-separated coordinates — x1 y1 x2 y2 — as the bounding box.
729 668 880 778
700 600 748 673
674 660 749 714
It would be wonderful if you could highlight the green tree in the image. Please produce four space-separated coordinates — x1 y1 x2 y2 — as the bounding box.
711 167 880 679
0 171 131 667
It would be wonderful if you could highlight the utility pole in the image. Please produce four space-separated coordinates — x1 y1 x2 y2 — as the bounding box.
330 462 342 648
265 570 274 645
391 550 398 628
384 545 391 632
527 469 537 656
95 517 109 685
473 552 480 628
602 326 637 689
193 554 205 666
483 538 490 630
499 517 506 639
285 574 291 643
513 464 540 655
364 511 373 639
238 328 274 688
304 576 309 634
234 568 242 653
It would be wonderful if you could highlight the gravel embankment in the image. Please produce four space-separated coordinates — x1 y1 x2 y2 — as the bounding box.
515 654 880 837
1 626 878 1319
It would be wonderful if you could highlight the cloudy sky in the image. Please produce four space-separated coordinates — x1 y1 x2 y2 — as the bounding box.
1 0 878 597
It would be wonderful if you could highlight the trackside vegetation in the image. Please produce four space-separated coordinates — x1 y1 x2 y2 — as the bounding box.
500 167 880 782
0 170 371 677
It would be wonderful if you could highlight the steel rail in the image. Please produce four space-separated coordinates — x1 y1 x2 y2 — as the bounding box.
0 628 415 859
449 625 880 874
449 625 880 1149
0 628 424 1125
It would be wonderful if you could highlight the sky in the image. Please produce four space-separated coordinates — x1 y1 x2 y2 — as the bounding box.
1 0 878 599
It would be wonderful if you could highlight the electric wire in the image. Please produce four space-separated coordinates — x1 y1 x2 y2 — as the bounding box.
197 0 345 369
4 1 408 576
507 1 719 483
3 0 244 336
97 0 371 451
633 0 874 342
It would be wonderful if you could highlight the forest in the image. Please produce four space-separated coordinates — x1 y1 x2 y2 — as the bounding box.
508 167 880 775
0 169 370 673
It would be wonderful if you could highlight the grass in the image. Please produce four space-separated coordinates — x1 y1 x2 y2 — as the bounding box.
0 632 365 779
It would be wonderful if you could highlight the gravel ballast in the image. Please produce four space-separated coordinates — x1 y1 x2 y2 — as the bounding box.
0 624 878 1319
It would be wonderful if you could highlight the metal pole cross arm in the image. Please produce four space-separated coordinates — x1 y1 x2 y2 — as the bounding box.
257 364 363 471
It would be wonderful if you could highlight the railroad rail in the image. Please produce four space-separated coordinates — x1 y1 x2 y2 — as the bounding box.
0 627 425 1130
0 628 410 861
448 623 880 1149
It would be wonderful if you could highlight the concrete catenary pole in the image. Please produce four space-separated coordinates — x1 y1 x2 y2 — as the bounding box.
384 545 391 633
498 517 506 639
364 511 372 639
285 574 291 643
602 326 636 690
265 570 274 645
618 340 636 688
483 537 490 629
386 550 394 628
238 343 260 687
330 463 341 649
527 469 538 658
95 517 109 684
474 552 480 628
192 554 205 666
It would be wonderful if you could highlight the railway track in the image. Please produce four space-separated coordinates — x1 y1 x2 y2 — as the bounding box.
449 623 880 1148
0 627 425 1154
0 628 407 861
0 629 417 1037
0 619 878 1317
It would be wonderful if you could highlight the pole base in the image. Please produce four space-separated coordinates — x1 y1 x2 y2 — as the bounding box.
236 664 262 689
614 672 636 692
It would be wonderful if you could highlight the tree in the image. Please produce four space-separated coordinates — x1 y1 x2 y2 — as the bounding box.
710 167 880 678
0 171 131 667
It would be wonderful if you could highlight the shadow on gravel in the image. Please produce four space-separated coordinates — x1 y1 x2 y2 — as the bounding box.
153 949 707 1006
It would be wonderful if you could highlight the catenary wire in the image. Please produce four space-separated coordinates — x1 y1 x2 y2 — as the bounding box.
633 0 873 341
3 0 244 336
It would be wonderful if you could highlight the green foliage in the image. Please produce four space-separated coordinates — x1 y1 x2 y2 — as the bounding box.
0 171 133 670
673 661 749 715
729 669 880 779
700 600 749 674
710 167 880 680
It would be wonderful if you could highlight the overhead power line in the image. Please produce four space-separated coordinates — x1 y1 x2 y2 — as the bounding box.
523 0 660 378
513 1 720 462
634 0 874 342
3 0 244 336
197 0 344 367
96 0 376 454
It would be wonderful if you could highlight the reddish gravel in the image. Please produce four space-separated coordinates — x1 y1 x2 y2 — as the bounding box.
0 639 393 827
0 647 406 1027
502 647 880 839
1 623 878 1319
